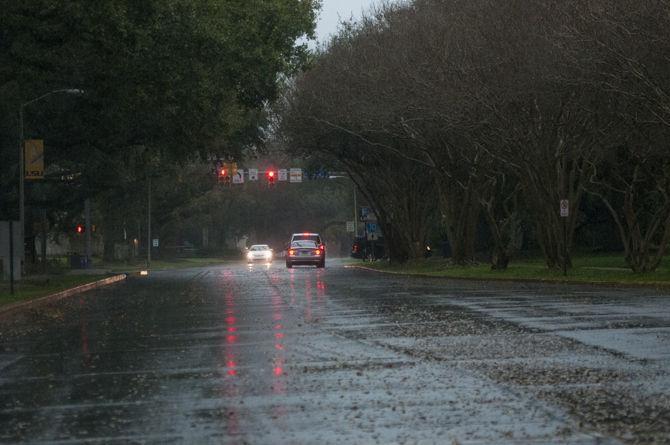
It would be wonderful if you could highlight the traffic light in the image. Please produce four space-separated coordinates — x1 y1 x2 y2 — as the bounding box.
266 170 276 187
218 164 231 185
75 224 85 234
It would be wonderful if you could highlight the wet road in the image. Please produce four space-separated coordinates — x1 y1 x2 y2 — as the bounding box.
1 260 669 444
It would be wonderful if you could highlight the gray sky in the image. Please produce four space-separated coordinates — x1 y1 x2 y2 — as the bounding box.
314 0 379 44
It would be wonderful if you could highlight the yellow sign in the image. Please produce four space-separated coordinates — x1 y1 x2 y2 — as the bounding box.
24 139 44 180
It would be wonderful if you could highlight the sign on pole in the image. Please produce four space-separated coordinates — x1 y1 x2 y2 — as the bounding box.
366 222 380 240
248 168 258 181
152 238 159 247
346 221 355 233
289 168 302 183
560 199 569 218
24 139 44 180
359 207 377 222
278 169 288 181
232 169 244 184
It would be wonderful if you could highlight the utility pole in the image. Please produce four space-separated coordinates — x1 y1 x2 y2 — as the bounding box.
353 183 358 237
9 221 14 295
40 208 47 273
85 199 92 268
147 174 151 270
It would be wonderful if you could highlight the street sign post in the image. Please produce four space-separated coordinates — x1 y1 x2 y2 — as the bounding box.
560 199 569 276
248 168 258 181
360 207 377 222
365 222 380 240
346 221 355 233
278 169 288 181
560 199 569 218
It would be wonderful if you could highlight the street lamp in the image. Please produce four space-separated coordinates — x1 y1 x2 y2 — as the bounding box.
18 88 84 267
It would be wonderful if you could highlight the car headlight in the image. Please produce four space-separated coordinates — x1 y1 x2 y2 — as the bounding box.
265 251 273 259
247 252 253 259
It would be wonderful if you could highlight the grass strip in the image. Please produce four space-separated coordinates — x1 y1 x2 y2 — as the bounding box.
354 254 670 287
0 257 231 306
0 275 108 307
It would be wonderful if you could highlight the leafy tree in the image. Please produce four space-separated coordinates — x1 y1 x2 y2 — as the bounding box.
0 0 318 260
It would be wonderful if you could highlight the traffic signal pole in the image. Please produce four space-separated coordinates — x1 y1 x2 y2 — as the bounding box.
147 174 151 270
353 182 358 237
85 199 92 268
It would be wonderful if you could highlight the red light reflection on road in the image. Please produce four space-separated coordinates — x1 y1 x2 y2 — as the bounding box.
304 276 313 322
79 297 92 367
216 270 241 436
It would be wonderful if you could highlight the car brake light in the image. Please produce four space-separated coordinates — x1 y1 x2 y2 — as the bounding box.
319 244 325 251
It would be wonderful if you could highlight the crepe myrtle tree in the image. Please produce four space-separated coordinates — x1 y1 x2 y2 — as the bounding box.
563 0 670 272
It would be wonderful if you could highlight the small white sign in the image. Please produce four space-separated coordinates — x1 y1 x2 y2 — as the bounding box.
560 199 569 218
289 168 302 183
278 169 288 181
152 238 159 247
233 170 244 184
346 221 355 233
248 168 258 181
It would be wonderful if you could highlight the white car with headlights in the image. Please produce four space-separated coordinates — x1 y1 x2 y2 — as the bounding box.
246 244 273 263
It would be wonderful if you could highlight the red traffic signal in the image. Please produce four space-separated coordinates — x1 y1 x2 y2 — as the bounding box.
75 224 85 234
266 170 276 184
218 166 231 184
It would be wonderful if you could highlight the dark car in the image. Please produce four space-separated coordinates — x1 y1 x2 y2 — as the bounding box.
286 239 325 268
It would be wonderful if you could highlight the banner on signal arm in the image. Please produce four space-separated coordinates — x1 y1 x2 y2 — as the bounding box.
289 168 302 183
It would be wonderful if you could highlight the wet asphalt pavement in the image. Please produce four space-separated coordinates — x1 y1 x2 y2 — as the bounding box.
1 259 669 444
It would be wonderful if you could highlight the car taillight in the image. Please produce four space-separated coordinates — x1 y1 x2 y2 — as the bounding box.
319 244 325 251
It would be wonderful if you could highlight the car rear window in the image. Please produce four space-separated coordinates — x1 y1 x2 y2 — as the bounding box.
292 235 321 243
291 240 317 248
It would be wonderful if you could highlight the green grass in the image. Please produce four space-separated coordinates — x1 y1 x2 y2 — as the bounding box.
0 274 107 307
356 253 670 287
0 256 233 307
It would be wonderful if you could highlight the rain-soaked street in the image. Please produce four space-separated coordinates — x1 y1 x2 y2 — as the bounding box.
1 260 669 444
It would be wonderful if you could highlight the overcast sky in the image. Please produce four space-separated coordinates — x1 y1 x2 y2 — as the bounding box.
313 0 379 44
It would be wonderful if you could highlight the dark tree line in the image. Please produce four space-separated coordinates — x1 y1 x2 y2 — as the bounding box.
280 0 670 272
1 0 318 260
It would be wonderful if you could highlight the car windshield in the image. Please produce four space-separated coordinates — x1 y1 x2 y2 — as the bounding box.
250 245 269 251
291 240 317 248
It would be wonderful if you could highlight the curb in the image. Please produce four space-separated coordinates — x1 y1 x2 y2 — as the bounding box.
344 265 670 290
0 274 127 316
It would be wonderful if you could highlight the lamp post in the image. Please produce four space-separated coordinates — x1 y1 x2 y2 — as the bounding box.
18 88 84 268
